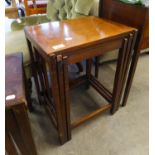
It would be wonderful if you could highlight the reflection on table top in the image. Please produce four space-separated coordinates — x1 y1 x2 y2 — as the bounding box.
25 16 136 56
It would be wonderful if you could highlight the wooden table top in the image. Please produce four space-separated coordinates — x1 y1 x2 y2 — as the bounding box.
24 16 136 56
5 53 26 107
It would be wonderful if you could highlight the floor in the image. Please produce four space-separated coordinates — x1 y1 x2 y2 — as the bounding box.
29 54 149 155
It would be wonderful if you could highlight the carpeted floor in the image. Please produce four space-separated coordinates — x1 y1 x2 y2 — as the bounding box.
29 54 148 155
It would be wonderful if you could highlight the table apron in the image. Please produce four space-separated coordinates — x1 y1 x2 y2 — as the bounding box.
63 38 123 64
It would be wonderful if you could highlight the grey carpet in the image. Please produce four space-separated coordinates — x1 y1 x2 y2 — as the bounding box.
29 54 148 155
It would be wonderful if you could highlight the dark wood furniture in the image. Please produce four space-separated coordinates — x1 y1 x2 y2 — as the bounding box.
96 0 149 107
25 16 137 144
5 53 37 155
99 0 149 50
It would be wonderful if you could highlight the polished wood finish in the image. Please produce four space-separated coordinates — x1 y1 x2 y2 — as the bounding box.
98 0 149 107
5 130 18 155
25 16 137 144
5 53 37 155
71 104 112 129
25 16 135 56
5 53 26 106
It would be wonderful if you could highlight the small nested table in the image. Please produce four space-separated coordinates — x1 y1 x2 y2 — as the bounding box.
24 16 137 144
5 53 37 155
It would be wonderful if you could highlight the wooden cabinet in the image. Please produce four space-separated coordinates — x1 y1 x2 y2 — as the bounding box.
99 0 149 50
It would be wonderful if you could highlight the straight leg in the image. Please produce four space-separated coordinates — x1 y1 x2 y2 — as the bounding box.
48 55 67 144
86 59 93 88
122 31 140 107
57 57 69 142
12 104 37 155
24 73 33 112
6 105 37 155
86 59 93 78
117 31 138 108
5 130 18 155
39 54 52 99
26 38 42 104
114 33 134 111
6 109 28 155
22 58 34 112
122 52 140 106
62 56 72 140
111 38 128 114
34 48 46 96
94 57 99 78
57 56 71 141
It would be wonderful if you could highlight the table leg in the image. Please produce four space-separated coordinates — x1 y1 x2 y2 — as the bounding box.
34 48 47 96
39 54 53 100
6 104 37 155
86 59 93 79
94 57 99 78
63 57 72 140
117 31 138 109
86 59 93 89
39 54 58 128
57 57 69 142
122 31 140 107
48 55 68 144
23 58 34 112
5 130 18 155
13 104 37 155
111 38 128 114
6 110 28 155
114 33 134 111
26 39 42 105
57 56 71 141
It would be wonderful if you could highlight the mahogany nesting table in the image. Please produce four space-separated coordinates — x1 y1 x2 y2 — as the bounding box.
5 53 37 155
24 16 137 144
